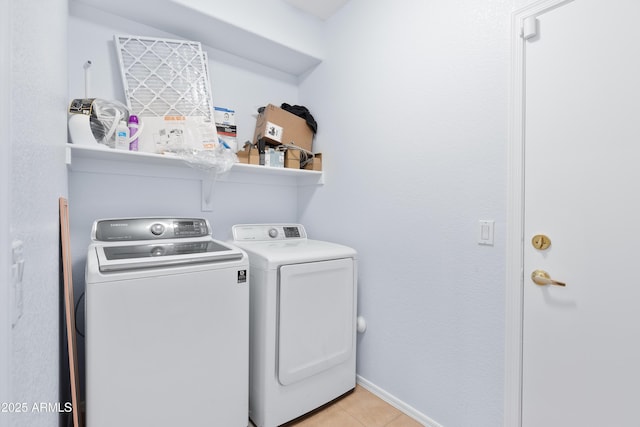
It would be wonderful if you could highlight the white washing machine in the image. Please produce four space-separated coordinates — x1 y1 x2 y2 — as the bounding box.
86 217 249 427
232 224 357 427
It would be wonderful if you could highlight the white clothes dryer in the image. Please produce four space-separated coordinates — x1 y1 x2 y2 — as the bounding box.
232 224 357 427
86 218 249 427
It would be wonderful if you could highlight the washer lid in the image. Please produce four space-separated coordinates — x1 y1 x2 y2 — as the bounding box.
94 238 244 272
232 224 356 268
233 238 356 269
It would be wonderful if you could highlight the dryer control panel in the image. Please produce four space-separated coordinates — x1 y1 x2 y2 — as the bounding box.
232 224 307 241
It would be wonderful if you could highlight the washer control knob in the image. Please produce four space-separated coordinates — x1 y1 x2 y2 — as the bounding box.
268 228 278 238
150 246 165 257
150 223 165 236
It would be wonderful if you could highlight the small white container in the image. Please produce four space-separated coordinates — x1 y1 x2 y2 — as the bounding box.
114 120 129 150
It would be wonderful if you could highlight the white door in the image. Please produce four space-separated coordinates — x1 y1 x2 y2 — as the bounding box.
522 1 640 426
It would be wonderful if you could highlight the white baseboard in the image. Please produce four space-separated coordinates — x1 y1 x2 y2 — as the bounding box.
356 375 444 427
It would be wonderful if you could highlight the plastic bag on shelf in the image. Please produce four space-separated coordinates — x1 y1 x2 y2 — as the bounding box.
176 142 238 175
139 115 236 175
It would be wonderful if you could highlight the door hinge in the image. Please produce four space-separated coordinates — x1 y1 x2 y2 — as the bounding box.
521 16 538 40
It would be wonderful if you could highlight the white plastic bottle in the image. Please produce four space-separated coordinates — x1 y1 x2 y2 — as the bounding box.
115 120 129 150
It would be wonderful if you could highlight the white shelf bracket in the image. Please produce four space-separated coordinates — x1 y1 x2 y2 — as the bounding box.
201 174 216 212
65 145 72 166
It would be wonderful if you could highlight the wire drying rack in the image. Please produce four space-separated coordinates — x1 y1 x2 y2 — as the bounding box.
114 35 214 122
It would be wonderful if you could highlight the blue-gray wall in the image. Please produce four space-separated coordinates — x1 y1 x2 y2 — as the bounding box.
5 1 543 426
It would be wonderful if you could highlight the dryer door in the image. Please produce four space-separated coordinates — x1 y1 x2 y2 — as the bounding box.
277 258 355 386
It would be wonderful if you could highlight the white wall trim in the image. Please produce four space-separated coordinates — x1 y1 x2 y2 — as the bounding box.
0 0 12 424
505 5 526 426
505 1 575 427
356 375 443 427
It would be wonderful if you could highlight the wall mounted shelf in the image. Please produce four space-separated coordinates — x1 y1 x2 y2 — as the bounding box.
70 0 323 77
65 144 323 211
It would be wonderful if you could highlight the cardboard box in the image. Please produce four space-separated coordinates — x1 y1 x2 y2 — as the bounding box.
253 104 314 152
285 149 301 169
236 144 260 165
236 149 250 164
303 153 322 171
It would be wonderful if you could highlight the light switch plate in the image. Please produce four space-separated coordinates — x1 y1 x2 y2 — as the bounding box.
478 220 495 246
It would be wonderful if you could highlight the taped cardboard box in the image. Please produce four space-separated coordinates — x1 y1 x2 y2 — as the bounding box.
253 104 313 152
236 144 260 165
285 149 301 169
303 153 323 171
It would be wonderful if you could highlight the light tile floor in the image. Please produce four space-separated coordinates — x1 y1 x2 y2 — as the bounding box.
250 385 424 427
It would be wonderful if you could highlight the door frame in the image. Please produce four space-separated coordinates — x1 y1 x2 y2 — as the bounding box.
505 1 574 426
